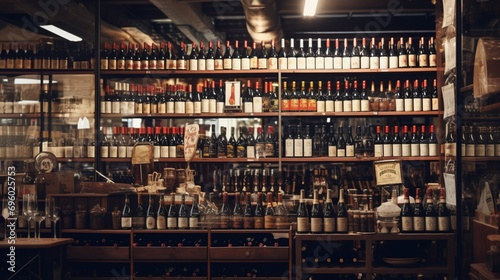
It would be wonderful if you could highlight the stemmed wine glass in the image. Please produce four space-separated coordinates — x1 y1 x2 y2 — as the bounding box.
2 199 9 237
45 198 60 240
33 210 46 242
22 194 36 240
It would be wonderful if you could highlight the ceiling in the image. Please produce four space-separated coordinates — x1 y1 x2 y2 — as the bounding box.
0 0 439 47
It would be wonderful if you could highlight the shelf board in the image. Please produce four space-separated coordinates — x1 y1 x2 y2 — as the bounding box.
281 156 440 162
281 67 437 74
280 111 442 117
460 84 474 93
62 229 132 234
301 266 368 274
133 229 208 234
462 156 500 162
296 233 371 241
371 265 449 274
57 158 95 163
101 69 278 76
462 115 500 122
102 112 278 118
102 157 280 163
370 232 454 241
0 69 94 75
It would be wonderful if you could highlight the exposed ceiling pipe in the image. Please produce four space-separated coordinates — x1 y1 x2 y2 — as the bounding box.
241 0 283 42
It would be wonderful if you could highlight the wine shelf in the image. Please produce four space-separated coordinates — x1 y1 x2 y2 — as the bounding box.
62 229 132 234
0 69 95 75
67 246 130 262
133 247 208 262
462 156 500 162
301 267 369 274
210 247 289 262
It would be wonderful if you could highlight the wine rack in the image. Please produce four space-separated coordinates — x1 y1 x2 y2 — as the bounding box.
295 233 455 280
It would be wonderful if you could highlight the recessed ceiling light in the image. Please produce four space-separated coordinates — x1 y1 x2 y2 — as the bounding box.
303 0 319 17
40 25 82 42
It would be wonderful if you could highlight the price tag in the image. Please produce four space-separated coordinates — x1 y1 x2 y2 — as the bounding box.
443 173 456 206
184 124 199 162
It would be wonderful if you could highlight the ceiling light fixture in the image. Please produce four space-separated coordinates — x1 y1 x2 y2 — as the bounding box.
40 25 82 42
303 0 319 16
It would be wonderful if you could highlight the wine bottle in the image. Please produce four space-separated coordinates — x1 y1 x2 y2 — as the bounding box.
354 125 364 158
227 127 237 158
220 192 232 229
146 195 156 230
403 79 413 112
333 38 342 69
346 126 355 157
297 189 310 233
233 192 244 229
428 37 437 67
231 40 241 70
351 80 361 112
250 41 258 69
337 126 346 157
412 79 422 111
323 189 336 233
407 37 417 67
133 193 145 229
315 38 325 69
342 80 352 112
337 189 348 233
307 81 317 112
258 41 268 69
268 39 278 70
275 193 288 229
243 80 254 113
278 38 288 70
121 195 132 229
299 80 308 112
369 37 379 69
342 38 351 70
424 188 437 232
157 195 167 230
383 125 393 157
287 38 297 70
247 126 256 159
167 193 178 229
413 188 425 232
334 81 343 112
264 192 276 229
364 125 374 157
398 37 408 68
418 37 428 67
420 125 429 157
401 125 411 157
223 40 232 70
253 81 263 113
360 38 369 69
437 188 450 232
392 125 402 157
306 38 315 69
410 124 420 157
401 188 413 232
303 125 313 157
379 37 389 69
243 192 254 229
310 189 323 233
177 194 189 229
328 124 337 157
374 125 383 157
254 192 265 229
317 81 326 113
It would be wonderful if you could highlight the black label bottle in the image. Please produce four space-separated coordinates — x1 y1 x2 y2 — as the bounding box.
178 194 189 229
297 189 310 233
401 188 413 232
310 189 323 233
425 188 437 232
323 189 336 233
121 195 132 229
337 189 348 233
413 188 425 232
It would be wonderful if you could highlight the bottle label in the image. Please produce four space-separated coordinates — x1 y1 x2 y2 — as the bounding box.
214 59 223 70
189 217 199 229
287 57 297 69
374 144 383 157
465 144 475 157
296 57 305 69
398 55 408 67
250 57 258 69
337 217 348 232
337 148 346 157
232 59 241 70
244 217 254 229
223 58 232 70
425 216 437 231
324 217 336 233
281 99 290 112
194 101 201 114
383 144 392 157
169 146 177 158
346 145 354 157
285 139 294 157
343 100 352 112
342 57 351 69
419 54 428 67
209 100 216 113
328 146 337 157
294 139 303 157
101 146 109 158
360 100 369 112
413 216 425 231
258 58 268 69
475 145 486 157
317 101 326 113
141 60 149 70
143 103 151 114
369 57 379 69
299 99 308 111
322 57 332 69
334 101 343 112
310 218 323 233
401 143 410 156
278 57 287 70
160 146 169 158
244 102 253 113
216 102 224 114
421 99 431 111
314 57 324 69
305 57 315 69
326 100 334 112
486 144 495 157
256 143 265 158
432 97 439 111
413 99 422 111
402 216 413 232
392 144 402 157
379 56 389 69
198 59 206 70
118 146 127 158
408 54 417 67
290 99 299 111
428 143 437 157
121 217 132 228
429 54 437 67
304 139 312 157
350 57 360 69
254 217 264 229
186 101 194 114
146 216 156 229
109 146 118 158
360 57 369 69
253 97 263 113
265 215 276 229
148 60 157 70
404 99 413 112
297 217 309 232
100 59 109 70
410 143 420 156
420 143 429 156
241 58 250 70
176 217 187 229
157 216 166 229
232 216 243 229
206 59 215 70
438 217 449 232
189 60 198 71
247 146 255 158
307 99 317 112
268 57 278 69
352 100 361 112
167 217 177 229
333 57 342 69
88 146 95 158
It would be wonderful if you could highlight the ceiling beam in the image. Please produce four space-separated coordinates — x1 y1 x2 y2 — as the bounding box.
148 0 224 44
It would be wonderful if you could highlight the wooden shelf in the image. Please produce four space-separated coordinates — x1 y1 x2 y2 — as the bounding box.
133 246 208 261
102 112 278 118
462 156 500 162
460 84 474 93
62 229 132 234
101 69 278 76
302 267 368 274
210 247 289 262
67 246 130 261
280 67 437 74
102 157 280 163
0 69 94 75
281 156 440 162
133 229 208 234
371 265 449 274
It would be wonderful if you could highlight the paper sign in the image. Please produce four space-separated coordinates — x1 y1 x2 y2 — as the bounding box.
373 160 403 186
442 0 456 28
444 37 456 74
443 173 456 206
184 124 199 162
442 83 455 119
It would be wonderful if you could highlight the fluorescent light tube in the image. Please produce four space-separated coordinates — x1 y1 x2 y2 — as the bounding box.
40 25 82 42
303 0 319 16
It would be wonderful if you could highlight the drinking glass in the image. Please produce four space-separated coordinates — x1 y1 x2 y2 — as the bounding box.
2 199 9 237
33 211 46 241
45 198 60 240
22 194 36 240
